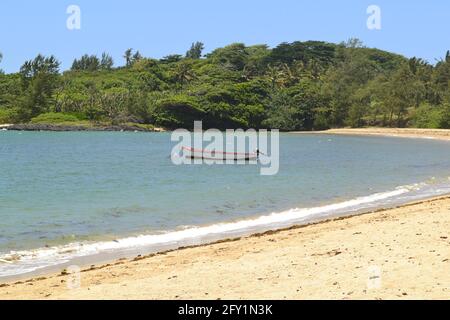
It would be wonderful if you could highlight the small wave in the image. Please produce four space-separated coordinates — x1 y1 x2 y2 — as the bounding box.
1 180 450 278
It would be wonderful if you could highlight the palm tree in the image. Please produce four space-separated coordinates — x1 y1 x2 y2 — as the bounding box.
280 63 296 86
123 49 133 67
174 61 196 91
101 52 114 70
266 64 289 90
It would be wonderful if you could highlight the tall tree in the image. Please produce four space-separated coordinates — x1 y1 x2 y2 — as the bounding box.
19 54 60 119
71 54 100 71
132 51 143 64
100 52 114 70
433 51 450 99
124 48 133 67
186 42 204 59
342 38 365 49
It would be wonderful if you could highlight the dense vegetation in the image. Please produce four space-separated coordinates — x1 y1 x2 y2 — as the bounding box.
1 39 449 130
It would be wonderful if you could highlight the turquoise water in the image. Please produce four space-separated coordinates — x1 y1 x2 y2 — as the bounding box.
2 131 450 277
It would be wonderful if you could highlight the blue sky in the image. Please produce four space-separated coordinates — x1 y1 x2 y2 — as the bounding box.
0 0 449 73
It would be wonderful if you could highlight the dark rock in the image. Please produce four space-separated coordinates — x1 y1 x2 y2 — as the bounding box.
8 123 158 132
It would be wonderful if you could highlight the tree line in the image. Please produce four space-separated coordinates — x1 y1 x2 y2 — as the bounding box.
0 39 449 130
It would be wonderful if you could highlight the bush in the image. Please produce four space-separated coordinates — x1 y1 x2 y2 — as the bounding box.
30 112 84 124
437 103 450 129
411 104 444 129
313 108 331 130
0 108 18 124
153 95 205 129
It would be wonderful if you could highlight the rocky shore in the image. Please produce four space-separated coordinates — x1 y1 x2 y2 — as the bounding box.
4 123 162 132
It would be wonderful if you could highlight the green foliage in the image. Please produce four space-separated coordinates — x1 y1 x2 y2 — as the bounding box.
1 40 449 131
0 73 21 108
123 49 142 68
186 42 204 59
153 95 205 129
207 43 249 71
411 104 443 128
124 48 133 67
412 102 450 129
439 102 450 128
30 112 87 124
17 54 60 121
101 53 114 70
263 80 325 131
266 41 336 66
160 55 183 64
72 55 100 71
71 53 114 71
0 108 18 124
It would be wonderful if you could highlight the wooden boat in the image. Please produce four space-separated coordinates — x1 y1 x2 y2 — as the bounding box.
182 146 258 161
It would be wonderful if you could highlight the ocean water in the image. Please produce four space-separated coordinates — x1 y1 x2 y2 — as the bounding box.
1 131 450 278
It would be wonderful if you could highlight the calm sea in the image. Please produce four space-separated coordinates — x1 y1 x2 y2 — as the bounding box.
1 131 450 278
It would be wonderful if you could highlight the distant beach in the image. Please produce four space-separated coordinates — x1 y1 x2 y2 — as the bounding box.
311 128 450 141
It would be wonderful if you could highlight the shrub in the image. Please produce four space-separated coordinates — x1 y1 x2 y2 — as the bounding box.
30 112 84 124
0 108 18 124
411 104 443 129
153 95 205 129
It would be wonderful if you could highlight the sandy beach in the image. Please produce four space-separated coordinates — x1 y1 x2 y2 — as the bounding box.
319 127 450 141
0 128 449 300
0 195 448 300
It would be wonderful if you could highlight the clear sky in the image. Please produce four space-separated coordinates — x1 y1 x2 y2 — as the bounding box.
0 0 448 73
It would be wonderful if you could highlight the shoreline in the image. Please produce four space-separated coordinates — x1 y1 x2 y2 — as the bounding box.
1 123 165 132
1 179 448 284
1 127 449 299
0 194 449 299
4 125 450 139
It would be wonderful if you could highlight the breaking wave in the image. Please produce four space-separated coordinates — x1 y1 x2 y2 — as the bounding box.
1 179 450 279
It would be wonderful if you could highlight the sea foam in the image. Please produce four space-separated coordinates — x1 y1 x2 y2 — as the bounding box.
1 180 450 279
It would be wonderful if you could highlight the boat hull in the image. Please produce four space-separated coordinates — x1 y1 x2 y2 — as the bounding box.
182 147 258 161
